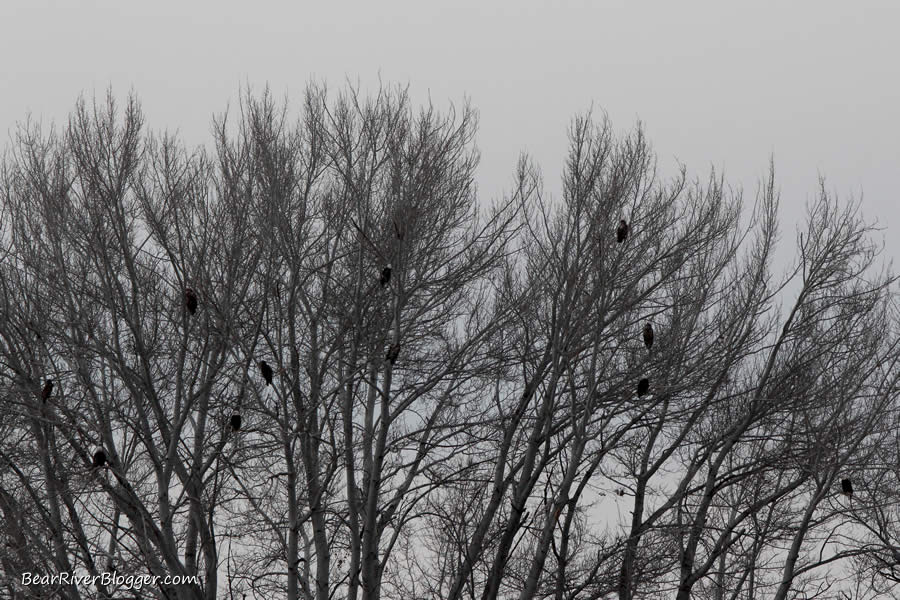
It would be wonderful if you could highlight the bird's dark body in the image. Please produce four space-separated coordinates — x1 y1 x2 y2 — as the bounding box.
259 361 274 386
637 378 650 397
380 267 392 287
231 414 242 432
41 379 53 402
841 478 853 496
617 220 629 243
643 323 654 349
92 450 106 468
185 288 198 315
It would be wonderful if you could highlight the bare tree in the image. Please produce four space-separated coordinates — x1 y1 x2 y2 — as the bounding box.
1 84 898 600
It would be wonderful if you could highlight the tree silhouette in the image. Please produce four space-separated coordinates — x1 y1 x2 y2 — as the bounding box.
0 84 898 600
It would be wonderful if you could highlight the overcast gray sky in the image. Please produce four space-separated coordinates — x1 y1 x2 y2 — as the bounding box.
2 1 898 261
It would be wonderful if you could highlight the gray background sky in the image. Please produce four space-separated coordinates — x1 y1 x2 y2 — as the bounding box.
2 1 898 264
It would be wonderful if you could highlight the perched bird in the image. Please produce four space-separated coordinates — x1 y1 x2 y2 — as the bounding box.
380 266 392 287
184 288 198 315
637 378 650 397
92 449 107 469
259 361 274 386
841 478 853 497
643 322 654 350
616 219 629 244
386 344 400 364
230 413 242 432
41 379 54 402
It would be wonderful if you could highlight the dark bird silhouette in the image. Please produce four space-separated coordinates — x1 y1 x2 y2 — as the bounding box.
637 378 650 397
380 266 392 287
184 288 198 315
386 344 400 364
41 379 54 402
643 322 654 350
616 219 629 243
259 361 274 386
230 413 242 432
841 478 853 497
92 449 107 469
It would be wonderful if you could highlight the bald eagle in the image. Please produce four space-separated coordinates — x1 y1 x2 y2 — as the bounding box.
230 414 242 432
92 449 107 469
259 361 274 386
643 323 654 350
380 266 392 287
184 288 198 315
637 378 650 397
41 379 54 402
841 478 853 497
616 220 629 244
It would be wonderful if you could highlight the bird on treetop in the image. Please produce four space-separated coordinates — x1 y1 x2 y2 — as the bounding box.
643 322 654 350
184 288 198 315
92 449 107 469
259 361 274 386
617 219 629 243
841 478 853 497
637 378 650 397
41 379 54 402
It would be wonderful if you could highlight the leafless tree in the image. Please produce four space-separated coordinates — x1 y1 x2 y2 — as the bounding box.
1 84 898 600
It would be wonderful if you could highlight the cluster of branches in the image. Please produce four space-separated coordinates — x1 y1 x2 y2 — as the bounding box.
1 82 899 600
